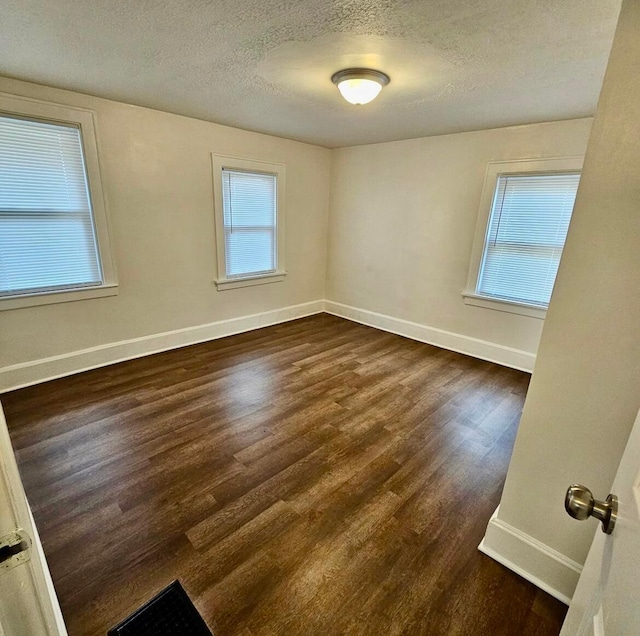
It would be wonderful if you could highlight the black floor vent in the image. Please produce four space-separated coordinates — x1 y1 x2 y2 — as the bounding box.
107 580 213 635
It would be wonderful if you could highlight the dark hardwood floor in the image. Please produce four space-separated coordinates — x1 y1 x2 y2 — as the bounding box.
2 314 567 635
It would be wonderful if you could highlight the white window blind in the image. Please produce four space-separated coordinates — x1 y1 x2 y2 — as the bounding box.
0 114 102 297
477 172 580 307
221 168 277 278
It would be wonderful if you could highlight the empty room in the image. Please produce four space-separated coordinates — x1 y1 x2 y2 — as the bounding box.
0 0 639 634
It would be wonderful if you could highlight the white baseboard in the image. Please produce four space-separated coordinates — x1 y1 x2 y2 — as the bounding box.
479 506 582 605
0 300 324 393
324 301 536 373
1 299 536 392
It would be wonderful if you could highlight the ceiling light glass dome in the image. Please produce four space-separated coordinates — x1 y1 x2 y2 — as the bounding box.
331 69 390 105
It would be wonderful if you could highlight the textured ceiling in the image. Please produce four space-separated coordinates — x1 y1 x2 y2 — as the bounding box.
0 0 622 148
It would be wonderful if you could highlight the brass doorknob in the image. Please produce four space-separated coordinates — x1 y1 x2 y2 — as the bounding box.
565 484 618 534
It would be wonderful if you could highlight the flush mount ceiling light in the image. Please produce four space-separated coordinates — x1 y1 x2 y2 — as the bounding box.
331 68 390 105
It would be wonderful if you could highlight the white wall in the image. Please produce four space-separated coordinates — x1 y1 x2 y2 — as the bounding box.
0 77 595 387
326 119 592 369
482 0 640 603
0 77 331 390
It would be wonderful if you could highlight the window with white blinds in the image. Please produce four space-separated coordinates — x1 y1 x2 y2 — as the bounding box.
212 155 285 291
0 114 103 298
476 172 580 308
221 169 277 278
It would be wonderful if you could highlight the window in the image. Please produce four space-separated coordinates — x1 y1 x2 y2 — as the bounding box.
212 155 285 290
464 157 582 318
0 94 116 310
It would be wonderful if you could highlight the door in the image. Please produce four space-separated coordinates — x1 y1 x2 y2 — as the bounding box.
0 401 67 635
561 407 640 635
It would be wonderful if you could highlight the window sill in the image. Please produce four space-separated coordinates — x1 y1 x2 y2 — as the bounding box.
462 292 547 319
215 271 287 291
0 284 119 311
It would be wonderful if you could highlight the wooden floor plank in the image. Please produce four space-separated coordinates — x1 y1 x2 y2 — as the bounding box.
2 314 566 635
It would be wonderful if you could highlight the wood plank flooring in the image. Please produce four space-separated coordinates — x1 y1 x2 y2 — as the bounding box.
2 314 567 635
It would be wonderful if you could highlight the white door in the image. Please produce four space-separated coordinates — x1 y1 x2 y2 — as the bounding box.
561 407 640 635
0 401 67 635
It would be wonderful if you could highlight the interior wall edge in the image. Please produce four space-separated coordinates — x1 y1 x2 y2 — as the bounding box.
324 300 536 373
479 506 582 606
0 300 325 393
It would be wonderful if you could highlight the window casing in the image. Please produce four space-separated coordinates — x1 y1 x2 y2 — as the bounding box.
464 157 583 318
0 93 117 310
212 155 285 290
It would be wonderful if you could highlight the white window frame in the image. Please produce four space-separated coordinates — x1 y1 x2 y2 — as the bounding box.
211 154 286 291
463 156 583 319
0 93 117 311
